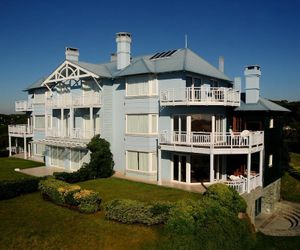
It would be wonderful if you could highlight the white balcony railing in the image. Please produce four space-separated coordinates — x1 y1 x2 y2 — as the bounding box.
47 92 101 108
8 124 33 136
159 131 264 149
46 128 96 140
160 87 240 106
15 100 32 112
223 174 261 194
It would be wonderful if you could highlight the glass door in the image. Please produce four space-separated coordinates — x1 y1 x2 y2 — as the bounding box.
173 115 187 143
173 154 187 182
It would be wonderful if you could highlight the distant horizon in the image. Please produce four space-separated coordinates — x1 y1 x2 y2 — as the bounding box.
0 0 299 113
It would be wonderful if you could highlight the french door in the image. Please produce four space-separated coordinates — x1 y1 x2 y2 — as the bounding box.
173 154 187 182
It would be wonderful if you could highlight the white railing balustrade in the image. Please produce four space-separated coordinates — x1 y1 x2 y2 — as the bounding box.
47 128 96 140
8 125 33 135
47 92 101 108
160 131 264 149
160 87 240 106
222 173 261 194
15 100 33 112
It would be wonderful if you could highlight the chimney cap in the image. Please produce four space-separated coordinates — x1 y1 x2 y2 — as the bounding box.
245 65 261 70
66 47 79 52
116 32 132 38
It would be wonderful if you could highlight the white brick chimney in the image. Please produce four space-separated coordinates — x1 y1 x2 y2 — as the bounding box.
116 32 132 70
244 65 261 104
65 47 79 61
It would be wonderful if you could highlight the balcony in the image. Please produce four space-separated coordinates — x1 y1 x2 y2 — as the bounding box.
160 87 240 106
46 128 96 140
46 92 101 108
159 131 264 154
15 100 32 112
8 124 33 137
221 174 261 194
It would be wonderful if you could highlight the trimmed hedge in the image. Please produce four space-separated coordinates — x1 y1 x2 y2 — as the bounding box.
53 167 90 183
0 177 40 200
105 199 174 225
39 178 101 213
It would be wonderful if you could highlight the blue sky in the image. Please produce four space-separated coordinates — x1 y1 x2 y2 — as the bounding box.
0 0 299 114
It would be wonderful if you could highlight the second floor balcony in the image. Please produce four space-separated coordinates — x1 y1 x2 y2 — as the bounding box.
15 100 33 112
46 92 102 108
46 128 96 141
159 130 264 154
160 87 240 107
8 124 33 137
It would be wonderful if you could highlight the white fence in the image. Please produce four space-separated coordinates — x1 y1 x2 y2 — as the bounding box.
47 128 96 140
223 174 261 194
15 100 32 112
160 87 240 106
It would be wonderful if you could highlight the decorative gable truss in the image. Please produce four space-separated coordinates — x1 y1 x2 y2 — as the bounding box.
42 61 102 91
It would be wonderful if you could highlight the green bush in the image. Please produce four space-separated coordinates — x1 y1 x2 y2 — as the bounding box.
53 167 90 183
39 178 80 205
105 199 174 225
38 177 101 213
0 177 40 200
204 183 247 214
73 190 102 213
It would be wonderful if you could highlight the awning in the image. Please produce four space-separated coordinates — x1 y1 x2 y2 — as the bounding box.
33 138 88 149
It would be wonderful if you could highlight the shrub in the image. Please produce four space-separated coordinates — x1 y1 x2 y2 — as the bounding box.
73 190 102 213
38 177 101 213
204 183 247 214
0 177 40 200
53 167 90 183
38 178 81 205
105 199 174 225
0 149 9 157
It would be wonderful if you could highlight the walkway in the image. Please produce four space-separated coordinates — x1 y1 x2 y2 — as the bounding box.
256 201 300 236
20 166 69 177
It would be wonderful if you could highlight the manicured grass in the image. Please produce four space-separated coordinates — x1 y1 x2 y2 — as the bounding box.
0 157 42 181
281 172 300 203
290 152 300 172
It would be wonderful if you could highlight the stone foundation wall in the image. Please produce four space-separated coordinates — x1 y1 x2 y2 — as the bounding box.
262 178 281 214
242 187 263 224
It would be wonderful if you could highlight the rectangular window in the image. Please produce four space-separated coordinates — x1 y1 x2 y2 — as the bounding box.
34 115 45 129
268 154 273 168
269 118 274 128
126 114 158 134
126 76 157 96
127 151 149 171
35 144 45 156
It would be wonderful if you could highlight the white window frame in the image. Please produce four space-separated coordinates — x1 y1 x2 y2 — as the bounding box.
34 115 45 130
126 114 158 135
269 118 274 128
34 143 45 156
126 150 157 173
125 75 158 97
268 154 273 168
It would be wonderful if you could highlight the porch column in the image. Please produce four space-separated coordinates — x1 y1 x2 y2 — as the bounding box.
222 155 227 180
259 150 264 186
70 108 74 138
90 107 93 137
158 147 162 185
15 138 18 153
210 153 214 183
186 156 191 183
24 136 27 159
247 153 251 193
61 108 63 137
28 142 31 158
211 115 216 146
9 135 12 156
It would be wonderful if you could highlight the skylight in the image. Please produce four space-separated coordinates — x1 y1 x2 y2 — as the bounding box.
149 50 177 60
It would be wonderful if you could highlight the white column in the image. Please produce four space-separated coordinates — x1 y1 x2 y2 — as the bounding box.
70 108 74 138
15 138 18 153
61 108 64 137
28 142 31 158
186 155 191 184
259 150 264 186
24 137 27 159
158 148 162 185
222 155 227 180
9 135 12 156
215 155 220 180
187 115 191 144
90 107 93 137
211 115 215 148
210 153 214 183
247 153 251 193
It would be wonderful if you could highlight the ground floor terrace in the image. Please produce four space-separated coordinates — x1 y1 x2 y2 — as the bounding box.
158 150 263 194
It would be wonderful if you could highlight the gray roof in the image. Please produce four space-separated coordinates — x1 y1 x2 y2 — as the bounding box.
24 48 233 91
235 96 290 112
24 76 47 91
115 48 232 81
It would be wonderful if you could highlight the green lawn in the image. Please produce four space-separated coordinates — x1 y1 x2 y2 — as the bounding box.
0 158 299 249
290 152 300 172
0 157 42 180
